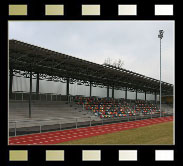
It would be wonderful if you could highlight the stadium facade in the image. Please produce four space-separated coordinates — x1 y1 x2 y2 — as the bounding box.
12 76 158 100
9 39 173 102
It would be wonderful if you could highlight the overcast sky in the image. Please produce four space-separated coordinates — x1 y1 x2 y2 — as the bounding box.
9 21 174 84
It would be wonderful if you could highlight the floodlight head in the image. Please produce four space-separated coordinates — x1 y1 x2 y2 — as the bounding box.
158 30 164 39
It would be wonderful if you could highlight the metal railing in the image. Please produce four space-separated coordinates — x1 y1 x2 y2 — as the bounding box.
9 116 95 136
9 92 70 102
9 108 173 137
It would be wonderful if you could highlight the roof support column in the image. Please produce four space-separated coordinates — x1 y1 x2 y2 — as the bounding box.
29 71 32 118
9 68 13 99
145 91 147 101
66 78 69 96
125 87 127 100
112 86 114 99
155 92 157 104
36 73 39 100
136 89 138 101
107 85 109 99
90 82 92 97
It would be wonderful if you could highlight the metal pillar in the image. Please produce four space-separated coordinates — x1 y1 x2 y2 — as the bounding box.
29 71 32 118
145 91 146 101
112 86 114 99
160 37 162 117
136 89 138 101
9 68 13 98
160 38 162 117
158 30 164 117
107 85 109 99
155 92 157 104
125 87 127 100
66 78 69 99
36 73 39 100
90 82 92 97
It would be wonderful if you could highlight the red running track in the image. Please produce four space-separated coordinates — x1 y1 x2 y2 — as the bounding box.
9 116 173 145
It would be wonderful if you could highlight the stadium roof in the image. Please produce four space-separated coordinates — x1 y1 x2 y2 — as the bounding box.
9 39 173 95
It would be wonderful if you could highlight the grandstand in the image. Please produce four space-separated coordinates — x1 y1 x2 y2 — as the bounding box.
9 40 173 139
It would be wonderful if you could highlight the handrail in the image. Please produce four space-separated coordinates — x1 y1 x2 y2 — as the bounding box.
9 116 96 124
9 109 172 137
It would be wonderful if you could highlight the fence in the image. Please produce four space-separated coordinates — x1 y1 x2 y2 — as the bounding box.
9 92 75 102
10 92 157 104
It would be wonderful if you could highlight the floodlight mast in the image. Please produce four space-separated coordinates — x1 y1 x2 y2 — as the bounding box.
158 30 164 117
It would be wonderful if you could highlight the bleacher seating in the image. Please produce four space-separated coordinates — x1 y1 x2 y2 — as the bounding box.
134 100 160 115
74 96 160 119
74 96 136 118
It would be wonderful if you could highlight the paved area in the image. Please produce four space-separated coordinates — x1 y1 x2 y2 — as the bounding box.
9 100 100 128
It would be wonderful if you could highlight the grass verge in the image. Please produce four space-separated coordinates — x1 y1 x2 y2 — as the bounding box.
57 121 173 145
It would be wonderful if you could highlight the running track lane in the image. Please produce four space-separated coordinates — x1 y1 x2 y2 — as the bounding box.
9 116 173 145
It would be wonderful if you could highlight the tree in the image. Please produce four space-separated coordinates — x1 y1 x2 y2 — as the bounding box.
117 59 124 68
103 57 124 68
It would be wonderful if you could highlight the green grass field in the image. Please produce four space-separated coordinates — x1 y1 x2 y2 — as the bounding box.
58 121 173 145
